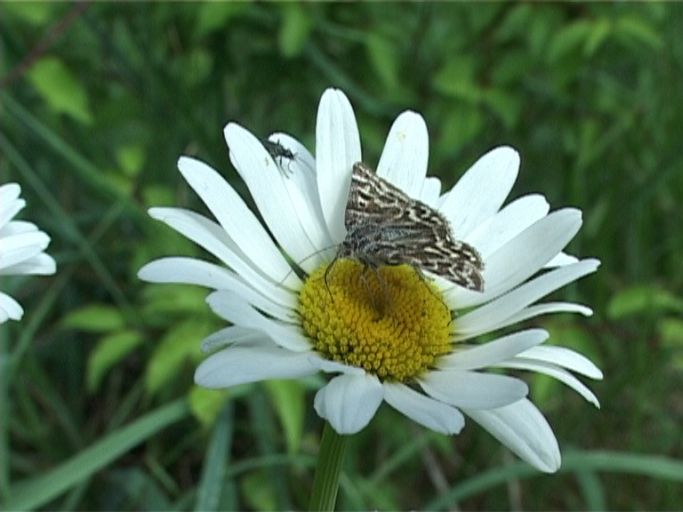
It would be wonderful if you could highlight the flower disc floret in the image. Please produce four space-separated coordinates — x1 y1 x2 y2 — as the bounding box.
299 259 452 381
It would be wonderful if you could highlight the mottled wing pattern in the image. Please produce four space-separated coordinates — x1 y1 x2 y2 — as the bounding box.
345 162 450 237
340 162 484 292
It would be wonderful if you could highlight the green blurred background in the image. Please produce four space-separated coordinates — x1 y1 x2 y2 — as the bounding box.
1 2 682 510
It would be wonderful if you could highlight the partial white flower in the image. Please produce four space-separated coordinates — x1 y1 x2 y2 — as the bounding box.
0 183 56 323
139 88 602 473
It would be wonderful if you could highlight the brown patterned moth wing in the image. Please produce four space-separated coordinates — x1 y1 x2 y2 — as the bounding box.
340 162 485 292
400 233 485 291
345 163 449 236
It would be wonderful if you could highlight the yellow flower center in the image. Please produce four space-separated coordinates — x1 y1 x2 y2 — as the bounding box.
298 259 452 382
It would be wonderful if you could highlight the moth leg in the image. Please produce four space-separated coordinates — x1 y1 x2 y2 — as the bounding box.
412 266 451 318
323 253 342 303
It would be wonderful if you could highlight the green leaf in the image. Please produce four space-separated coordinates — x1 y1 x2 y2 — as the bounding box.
145 320 214 396
494 4 533 43
576 470 607 511
433 58 480 103
87 330 144 393
366 34 400 90
142 285 210 317
659 317 683 347
584 18 612 57
547 19 592 64
189 386 233 427
116 144 146 177
426 450 683 510
2 400 189 511
195 402 234 512
26 57 93 124
278 4 313 58
241 471 277 511
615 16 664 50
658 317 683 370
436 105 484 154
482 89 522 129
106 468 172 510
61 304 126 333
607 285 683 319
264 379 305 454
0 2 56 26
194 2 248 38
186 49 213 86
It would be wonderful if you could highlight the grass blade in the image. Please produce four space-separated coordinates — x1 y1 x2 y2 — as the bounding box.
2 399 189 511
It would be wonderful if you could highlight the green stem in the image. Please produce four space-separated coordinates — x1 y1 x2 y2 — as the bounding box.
308 422 348 511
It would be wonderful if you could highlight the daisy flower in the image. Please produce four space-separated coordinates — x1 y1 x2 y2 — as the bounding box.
139 88 601 473
0 183 56 323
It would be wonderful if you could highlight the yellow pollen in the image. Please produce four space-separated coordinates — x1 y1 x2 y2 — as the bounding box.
298 259 453 382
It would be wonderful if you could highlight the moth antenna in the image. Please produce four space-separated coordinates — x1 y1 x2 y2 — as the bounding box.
413 267 451 316
275 244 340 289
323 249 342 303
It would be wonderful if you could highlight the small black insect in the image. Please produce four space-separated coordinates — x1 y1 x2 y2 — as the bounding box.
328 162 484 292
262 139 295 176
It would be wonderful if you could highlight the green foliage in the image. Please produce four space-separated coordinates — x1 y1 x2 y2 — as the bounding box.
26 57 92 124
87 330 143 393
2 2 683 510
62 303 126 332
265 379 306 454
189 387 233 428
607 285 683 319
145 319 214 397
279 4 313 58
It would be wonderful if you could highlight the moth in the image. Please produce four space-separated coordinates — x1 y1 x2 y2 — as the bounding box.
262 139 295 176
332 162 484 292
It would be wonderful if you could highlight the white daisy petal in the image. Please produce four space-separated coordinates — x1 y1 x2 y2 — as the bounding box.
0 183 54 323
0 291 23 323
419 370 528 409
0 232 51 270
496 359 600 407
314 373 384 435
0 200 25 230
225 123 324 267
448 209 584 307
0 183 24 228
200 325 266 353
516 345 603 379
376 111 429 198
316 88 362 241
455 302 592 342
464 399 561 473
545 252 578 267
268 133 316 175
464 194 549 259
177 156 300 289
0 253 56 276
0 183 21 204
0 220 38 237
439 146 520 238
439 329 549 370
267 132 334 258
454 259 600 336
207 290 310 352
419 177 442 207
139 258 296 322
195 344 320 388
147 207 297 306
316 358 366 376
384 382 465 435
